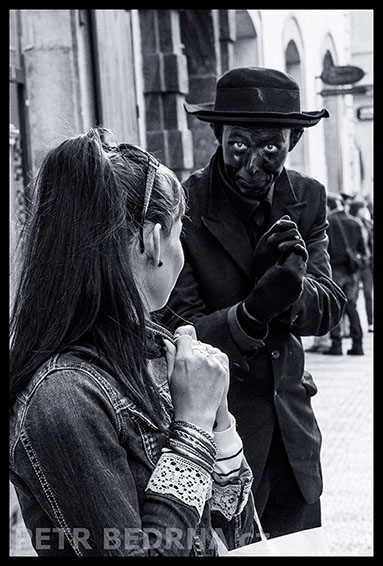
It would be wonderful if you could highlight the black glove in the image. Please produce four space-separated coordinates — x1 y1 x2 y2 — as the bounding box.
244 251 307 324
253 215 308 279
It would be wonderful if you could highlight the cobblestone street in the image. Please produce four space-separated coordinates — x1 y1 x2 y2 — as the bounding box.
303 296 374 556
10 296 374 557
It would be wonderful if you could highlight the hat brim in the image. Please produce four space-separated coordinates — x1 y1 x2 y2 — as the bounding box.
184 102 329 128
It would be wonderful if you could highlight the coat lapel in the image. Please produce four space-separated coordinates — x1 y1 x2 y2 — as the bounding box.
201 162 254 280
200 166 307 280
269 169 307 228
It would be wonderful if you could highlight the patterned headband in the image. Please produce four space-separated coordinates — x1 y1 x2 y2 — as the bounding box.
105 143 160 252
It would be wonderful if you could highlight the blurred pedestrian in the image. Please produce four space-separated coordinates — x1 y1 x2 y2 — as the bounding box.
340 192 354 214
9 127 255 556
323 194 367 356
305 333 331 353
349 199 374 332
159 66 346 540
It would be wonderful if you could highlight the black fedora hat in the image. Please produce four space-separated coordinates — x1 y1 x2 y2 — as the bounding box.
184 67 329 128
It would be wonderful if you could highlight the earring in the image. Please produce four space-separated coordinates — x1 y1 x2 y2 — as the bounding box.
158 260 163 267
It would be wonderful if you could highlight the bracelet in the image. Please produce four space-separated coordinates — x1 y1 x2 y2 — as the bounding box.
171 420 215 444
170 426 217 464
166 420 218 475
169 436 216 467
168 437 214 469
167 439 215 474
168 436 216 472
169 427 217 460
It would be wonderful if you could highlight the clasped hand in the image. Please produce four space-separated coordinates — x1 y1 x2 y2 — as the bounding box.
164 326 231 433
244 216 308 324
253 214 308 279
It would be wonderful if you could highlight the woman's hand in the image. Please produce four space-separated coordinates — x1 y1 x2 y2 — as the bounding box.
164 325 230 433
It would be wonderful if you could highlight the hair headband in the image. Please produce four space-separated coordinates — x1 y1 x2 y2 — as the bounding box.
104 143 161 253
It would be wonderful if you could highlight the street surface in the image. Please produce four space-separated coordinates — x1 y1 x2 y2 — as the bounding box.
303 295 373 556
9 296 374 557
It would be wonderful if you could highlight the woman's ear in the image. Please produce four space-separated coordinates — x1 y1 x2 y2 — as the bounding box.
289 128 304 152
141 222 162 268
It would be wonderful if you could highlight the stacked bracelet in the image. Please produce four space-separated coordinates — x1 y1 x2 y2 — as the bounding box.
165 421 218 474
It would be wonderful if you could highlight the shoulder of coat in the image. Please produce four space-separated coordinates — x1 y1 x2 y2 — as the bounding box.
286 168 326 201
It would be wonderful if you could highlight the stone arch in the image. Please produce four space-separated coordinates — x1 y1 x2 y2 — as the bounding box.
320 34 343 194
320 33 339 68
233 10 260 68
282 16 307 172
282 16 306 102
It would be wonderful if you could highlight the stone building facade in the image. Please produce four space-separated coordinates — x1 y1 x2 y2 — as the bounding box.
10 9 373 247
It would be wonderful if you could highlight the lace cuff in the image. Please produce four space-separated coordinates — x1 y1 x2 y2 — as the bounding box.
210 460 253 521
146 452 213 518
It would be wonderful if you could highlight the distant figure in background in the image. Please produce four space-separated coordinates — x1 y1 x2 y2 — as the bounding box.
340 192 354 215
323 194 367 356
305 194 337 354
349 199 374 332
304 333 331 354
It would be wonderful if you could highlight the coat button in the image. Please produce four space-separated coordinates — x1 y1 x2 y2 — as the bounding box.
271 350 280 359
231 362 244 382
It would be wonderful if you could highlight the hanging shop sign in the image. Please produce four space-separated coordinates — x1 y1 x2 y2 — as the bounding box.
320 65 365 85
357 106 373 121
319 85 367 97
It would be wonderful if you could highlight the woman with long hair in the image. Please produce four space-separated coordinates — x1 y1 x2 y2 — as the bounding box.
9 127 254 556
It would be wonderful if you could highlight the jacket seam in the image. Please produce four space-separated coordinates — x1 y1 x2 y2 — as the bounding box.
52 363 125 438
52 361 161 433
19 428 83 557
11 360 61 468
132 417 160 467
17 355 59 404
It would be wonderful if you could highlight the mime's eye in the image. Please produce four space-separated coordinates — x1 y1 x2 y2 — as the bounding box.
233 142 247 152
264 144 278 153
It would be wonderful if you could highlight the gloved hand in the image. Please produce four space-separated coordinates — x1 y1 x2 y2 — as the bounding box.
244 250 307 324
253 215 308 279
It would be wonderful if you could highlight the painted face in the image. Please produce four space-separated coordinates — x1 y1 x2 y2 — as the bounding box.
221 125 292 199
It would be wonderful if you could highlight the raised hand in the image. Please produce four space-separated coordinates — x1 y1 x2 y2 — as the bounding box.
244 249 307 324
164 327 229 433
253 215 308 278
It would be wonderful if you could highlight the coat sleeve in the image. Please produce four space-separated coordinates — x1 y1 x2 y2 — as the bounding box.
356 221 368 260
277 183 347 335
162 183 346 362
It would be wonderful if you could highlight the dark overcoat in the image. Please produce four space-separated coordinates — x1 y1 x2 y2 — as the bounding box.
161 152 346 504
326 209 367 269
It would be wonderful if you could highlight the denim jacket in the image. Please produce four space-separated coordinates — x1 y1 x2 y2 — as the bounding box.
10 334 254 556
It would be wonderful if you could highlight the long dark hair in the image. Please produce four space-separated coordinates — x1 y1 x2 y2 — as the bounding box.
10 127 185 428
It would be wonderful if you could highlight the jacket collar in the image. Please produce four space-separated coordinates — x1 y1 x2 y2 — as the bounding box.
201 150 307 279
269 168 307 227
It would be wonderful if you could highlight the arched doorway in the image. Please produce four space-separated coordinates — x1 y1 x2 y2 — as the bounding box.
322 49 343 194
233 10 259 67
285 39 307 173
